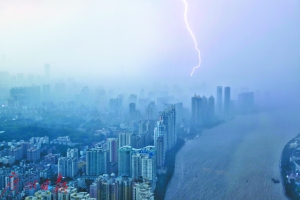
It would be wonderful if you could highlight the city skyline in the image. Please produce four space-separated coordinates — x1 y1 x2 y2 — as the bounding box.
0 0 299 95
0 0 299 199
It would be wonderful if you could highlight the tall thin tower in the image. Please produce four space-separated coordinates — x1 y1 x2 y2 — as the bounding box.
217 86 223 115
224 87 231 116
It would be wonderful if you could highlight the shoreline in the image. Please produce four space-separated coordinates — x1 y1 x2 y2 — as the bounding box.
154 138 185 200
154 119 227 200
280 133 300 200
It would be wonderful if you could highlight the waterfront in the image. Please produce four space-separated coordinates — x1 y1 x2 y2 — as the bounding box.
165 108 300 200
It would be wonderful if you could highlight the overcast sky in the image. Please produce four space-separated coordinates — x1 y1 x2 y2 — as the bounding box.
0 0 300 95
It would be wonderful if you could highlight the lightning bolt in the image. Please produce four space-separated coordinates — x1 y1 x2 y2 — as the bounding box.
183 0 201 76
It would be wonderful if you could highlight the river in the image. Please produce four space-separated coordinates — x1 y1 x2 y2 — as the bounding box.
165 108 300 200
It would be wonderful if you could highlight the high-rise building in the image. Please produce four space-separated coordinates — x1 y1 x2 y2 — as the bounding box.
202 96 208 125
118 133 132 148
140 149 156 189
146 101 156 121
130 134 144 149
57 156 77 178
89 182 97 199
116 176 132 200
129 103 136 120
153 121 166 167
175 102 183 125
93 174 118 200
153 106 176 168
191 94 202 126
109 98 122 115
67 148 78 177
224 86 231 116
159 106 176 151
217 86 223 114
118 146 132 176
130 146 156 189
107 138 118 163
58 157 67 177
208 96 215 122
128 94 137 104
131 153 142 179
155 137 164 167
86 147 108 176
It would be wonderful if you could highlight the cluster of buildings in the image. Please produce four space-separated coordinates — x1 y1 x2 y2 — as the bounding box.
58 149 79 178
190 86 232 128
0 106 177 200
216 86 231 116
25 187 95 200
0 136 49 166
77 107 175 199
89 174 153 200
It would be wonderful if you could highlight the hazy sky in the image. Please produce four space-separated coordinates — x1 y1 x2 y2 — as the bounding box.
1 0 300 93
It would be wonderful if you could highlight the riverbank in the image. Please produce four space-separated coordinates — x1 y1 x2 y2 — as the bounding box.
154 138 185 200
165 110 299 199
154 119 225 200
281 133 300 199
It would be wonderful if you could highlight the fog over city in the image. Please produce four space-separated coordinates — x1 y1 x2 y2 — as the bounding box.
0 1 300 199
1 0 300 97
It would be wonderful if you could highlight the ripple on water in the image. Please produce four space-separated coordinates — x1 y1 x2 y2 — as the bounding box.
165 110 300 200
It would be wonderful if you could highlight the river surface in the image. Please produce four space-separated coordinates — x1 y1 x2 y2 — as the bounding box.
165 108 300 200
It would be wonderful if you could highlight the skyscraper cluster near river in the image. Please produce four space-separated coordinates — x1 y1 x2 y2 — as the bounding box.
0 68 259 199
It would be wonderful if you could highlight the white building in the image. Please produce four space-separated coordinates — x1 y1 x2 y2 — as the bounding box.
131 146 156 190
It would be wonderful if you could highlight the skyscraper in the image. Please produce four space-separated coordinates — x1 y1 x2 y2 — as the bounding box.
131 153 142 179
140 148 156 189
159 106 176 150
58 157 67 177
118 146 132 176
67 148 78 177
191 94 202 126
217 86 223 115
202 96 208 125
224 86 231 116
94 174 118 200
129 103 137 120
153 106 176 168
86 147 108 176
208 95 215 122
146 101 156 121
118 133 132 148
155 137 164 167
153 120 166 167
107 138 118 163
129 146 156 190
116 176 132 200
175 102 183 125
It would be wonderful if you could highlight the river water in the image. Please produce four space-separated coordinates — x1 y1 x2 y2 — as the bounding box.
165 109 300 200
